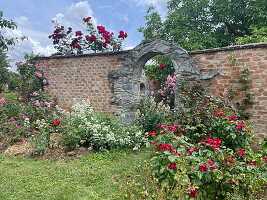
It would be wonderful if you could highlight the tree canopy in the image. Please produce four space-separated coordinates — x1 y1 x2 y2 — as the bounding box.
138 0 267 51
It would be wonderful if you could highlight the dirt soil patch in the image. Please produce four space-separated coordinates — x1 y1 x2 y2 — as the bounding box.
0 141 94 162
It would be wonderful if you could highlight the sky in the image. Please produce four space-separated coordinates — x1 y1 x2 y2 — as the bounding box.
1 0 168 71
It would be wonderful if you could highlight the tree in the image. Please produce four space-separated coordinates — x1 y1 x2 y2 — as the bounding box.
138 0 267 51
0 11 26 92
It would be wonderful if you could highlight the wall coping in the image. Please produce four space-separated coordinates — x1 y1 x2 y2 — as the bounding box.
37 50 130 60
37 42 267 60
188 42 267 55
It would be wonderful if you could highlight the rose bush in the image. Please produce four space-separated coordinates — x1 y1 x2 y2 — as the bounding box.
139 81 267 199
149 121 266 199
49 16 127 54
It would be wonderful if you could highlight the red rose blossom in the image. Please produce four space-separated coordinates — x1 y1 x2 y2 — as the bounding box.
168 163 177 170
54 121 61 126
199 164 208 172
248 161 256 165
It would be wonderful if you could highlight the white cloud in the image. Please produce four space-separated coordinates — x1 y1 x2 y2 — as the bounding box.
3 27 56 71
115 13 129 22
14 16 30 27
124 45 134 50
53 1 97 30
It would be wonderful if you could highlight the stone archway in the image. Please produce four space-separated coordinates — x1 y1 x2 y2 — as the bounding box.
109 39 200 122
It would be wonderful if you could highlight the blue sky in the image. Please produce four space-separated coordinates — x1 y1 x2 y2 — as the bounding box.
1 0 168 71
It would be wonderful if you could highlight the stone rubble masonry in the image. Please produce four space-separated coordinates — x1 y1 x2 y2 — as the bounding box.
36 40 267 136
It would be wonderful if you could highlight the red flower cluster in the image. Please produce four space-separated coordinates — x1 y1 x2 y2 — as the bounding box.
118 30 127 39
199 164 208 172
53 121 61 126
208 159 216 169
140 83 144 88
236 121 245 133
75 31 83 36
96 26 115 48
186 146 199 154
248 161 256 165
67 27 72 34
227 115 237 121
86 34 96 43
83 17 91 22
48 26 67 45
156 143 175 153
189 187 198 198
168 163 176 170
158 122 183 136
216 110 224 116
238 148 245 158
71 38 82 49
160 63 165 70
148 131 157 135
199 137 221 149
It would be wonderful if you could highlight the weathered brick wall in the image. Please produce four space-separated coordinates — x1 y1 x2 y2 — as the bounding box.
36 43 267 135
189 43 267 136
37 51 127 114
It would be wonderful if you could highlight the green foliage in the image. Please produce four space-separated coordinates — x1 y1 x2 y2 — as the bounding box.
119 161 189 199
139 0 267 50
137 81 266 199
25 118 53 155
228 54 254 120
7 72 22 91
148 122 266 199
236 26 267 45
0 50 10 92
134 96 171 133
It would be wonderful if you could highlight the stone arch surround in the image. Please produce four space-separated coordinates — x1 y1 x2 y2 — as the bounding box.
108 39 201 122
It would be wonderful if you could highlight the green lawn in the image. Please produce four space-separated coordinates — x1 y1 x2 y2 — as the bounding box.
0 150 151 200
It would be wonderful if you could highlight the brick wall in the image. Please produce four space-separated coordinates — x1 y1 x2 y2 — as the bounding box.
37 51 127 114
189 43 267 136
36 43 267 135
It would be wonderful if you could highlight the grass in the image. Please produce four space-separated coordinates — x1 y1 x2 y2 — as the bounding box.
0 149 151 200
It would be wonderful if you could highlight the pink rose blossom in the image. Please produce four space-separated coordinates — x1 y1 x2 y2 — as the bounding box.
35 100 40 106
0 98 5 104
36 72 42 78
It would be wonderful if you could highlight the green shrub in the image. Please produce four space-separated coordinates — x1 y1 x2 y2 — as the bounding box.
56 100 149 151
148 122 266 199
135 96 171 133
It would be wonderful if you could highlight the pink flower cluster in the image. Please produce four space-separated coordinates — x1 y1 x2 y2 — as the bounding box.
158 73 176 105
0 98 5 104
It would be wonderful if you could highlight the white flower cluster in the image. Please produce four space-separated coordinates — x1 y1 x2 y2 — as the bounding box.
59 99 148 151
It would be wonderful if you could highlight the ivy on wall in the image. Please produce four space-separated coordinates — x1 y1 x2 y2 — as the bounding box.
228 53 253 120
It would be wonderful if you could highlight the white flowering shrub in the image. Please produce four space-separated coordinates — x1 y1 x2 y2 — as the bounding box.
135 96 171 132
58 100 149 150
